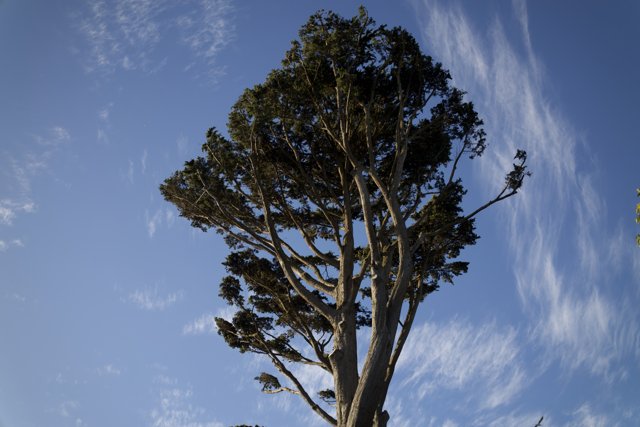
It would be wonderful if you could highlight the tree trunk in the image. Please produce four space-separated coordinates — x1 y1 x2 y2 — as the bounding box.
374 409 390 427
345 327 395 427
332 308 359 426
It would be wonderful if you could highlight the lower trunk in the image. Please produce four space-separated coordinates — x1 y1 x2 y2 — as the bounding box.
344 328 394 427
343 292 406 427
332 311 359 426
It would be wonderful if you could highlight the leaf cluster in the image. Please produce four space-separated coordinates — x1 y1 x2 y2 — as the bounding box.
215 249 370 364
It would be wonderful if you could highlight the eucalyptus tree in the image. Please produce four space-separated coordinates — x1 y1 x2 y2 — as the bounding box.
161 8 528 427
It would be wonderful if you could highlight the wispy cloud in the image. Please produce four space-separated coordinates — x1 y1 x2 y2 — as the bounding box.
145 209 162 237
141 149 148 174
0 238 25 252
479 412 547 427
178 0 234 82
77 0 162 74
397 319 525 410
145 208 176 238
47 126 71 145
58 400 85 425
182 313 217 335
3 126 70 195
4 291 27 303
97 103 113 144
565 403 615 427
77 0 234 83
1 126 69 232
292 363 335 426
127 286 183 311
97 128 109 144
97 364 122 376
183 306 234 335
415 0 640 379
149 374 224 427
98 105 111 122
58 400 79 418
0 200 35 226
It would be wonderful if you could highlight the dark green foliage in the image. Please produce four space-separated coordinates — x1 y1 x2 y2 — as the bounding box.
255 372 282 392
319 389 337 405
214 248 370 364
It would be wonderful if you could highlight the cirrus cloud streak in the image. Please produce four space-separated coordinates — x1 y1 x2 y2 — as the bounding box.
415 0 640 380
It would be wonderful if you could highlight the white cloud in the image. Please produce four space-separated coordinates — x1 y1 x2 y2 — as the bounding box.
35 126 71 147
182 313 217 335
478 412 547 427
96 103 113 144
397 319 525 410
186 0 232 59
97 128 109 144
183 306 234 335
279 362 335 427
1 126 67 228
415 0 640 380
154 374 178 386
145 208 177 237
77 0 234 82
59 400 80 418
0 238 25 252
127 286 183 311
98 105 111 122
5 292 27 303
50 126 71 143
0 199 36 225
97 364 122 376
149 375 224 427
565 404 615 427
292 363 333 403
141 149 148 174
146 209 162 237
179 0 233 82
0 208 13 225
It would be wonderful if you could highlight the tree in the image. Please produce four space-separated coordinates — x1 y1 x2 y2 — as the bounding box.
161 8 528 427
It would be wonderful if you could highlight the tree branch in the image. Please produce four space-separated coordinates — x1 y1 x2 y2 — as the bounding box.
249 139 337 324
267 348 337 425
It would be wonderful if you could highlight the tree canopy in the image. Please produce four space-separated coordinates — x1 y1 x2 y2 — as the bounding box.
161 8 528 427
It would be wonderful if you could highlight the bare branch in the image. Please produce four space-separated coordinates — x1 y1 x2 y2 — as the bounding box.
262 386 300 395
267 349 337 425
410 182 520 254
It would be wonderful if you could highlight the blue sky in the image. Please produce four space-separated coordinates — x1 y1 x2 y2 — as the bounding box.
1 1 639 426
